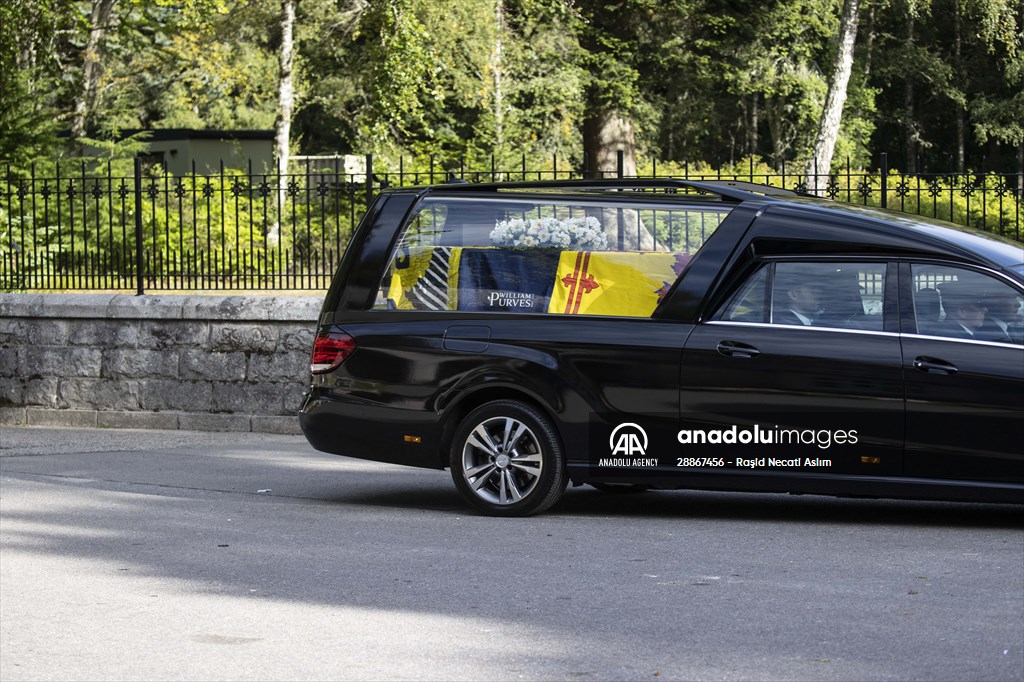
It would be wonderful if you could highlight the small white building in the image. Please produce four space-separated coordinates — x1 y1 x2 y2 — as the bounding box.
133 129 275 175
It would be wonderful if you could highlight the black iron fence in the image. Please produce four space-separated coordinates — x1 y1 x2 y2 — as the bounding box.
1 153 1021 292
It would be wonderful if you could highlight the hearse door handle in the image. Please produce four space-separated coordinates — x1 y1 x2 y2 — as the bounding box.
913 356 959 375
717 340 761 359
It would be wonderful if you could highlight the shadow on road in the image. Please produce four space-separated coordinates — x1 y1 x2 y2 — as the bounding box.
4 428 1023 682
328 478 1024 529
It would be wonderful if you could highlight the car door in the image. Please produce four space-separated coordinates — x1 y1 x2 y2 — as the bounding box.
678 259 905 479
900 262 1024 483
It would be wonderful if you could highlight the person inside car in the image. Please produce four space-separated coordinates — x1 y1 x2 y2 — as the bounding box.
938 283 988 339
774 280 826 326
978 290 1023 343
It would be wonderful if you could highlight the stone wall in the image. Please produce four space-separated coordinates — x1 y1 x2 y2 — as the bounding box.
0 294 322 433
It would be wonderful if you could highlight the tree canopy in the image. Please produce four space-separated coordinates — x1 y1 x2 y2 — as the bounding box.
1 0 1021 173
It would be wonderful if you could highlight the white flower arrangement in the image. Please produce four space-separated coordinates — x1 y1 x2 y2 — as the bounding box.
489 216 609 251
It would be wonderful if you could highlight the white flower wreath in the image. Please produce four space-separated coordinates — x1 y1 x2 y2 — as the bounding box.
490 216 609 251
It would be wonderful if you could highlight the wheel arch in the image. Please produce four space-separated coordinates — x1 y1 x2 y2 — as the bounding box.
437 384 564 469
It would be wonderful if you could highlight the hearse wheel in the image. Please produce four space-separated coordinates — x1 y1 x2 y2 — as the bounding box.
450 400 567 517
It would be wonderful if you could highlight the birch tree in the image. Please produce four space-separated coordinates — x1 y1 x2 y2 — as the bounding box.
271 0 296 247
806 0 861 194
69 0 119 149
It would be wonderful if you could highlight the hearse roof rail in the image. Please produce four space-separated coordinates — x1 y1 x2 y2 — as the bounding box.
421 178 803 203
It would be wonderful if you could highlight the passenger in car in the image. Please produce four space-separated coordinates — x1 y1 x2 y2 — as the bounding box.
978 291 1023 343
937 284 988 339
774 280 826 326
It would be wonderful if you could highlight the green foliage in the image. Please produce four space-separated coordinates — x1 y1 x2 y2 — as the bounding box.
967 0 1024 148
635 156 1022 241
0 69 61 167
972 92 1024 148
833 71 879 168
356 0 440 146
869 0 1023 170
878 171 1022 240
0 161 365 290
0 0 1022 176
0 0 78 164
101 0 280 132
727 0 836 163
349 0 584 162
2 154 1019 293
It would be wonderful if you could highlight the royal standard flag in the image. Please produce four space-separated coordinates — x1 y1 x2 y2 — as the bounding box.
386 246 463 310
457 248 560 312
548 251 682 317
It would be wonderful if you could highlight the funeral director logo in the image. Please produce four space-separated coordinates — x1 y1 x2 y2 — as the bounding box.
600 423 658 467
486 290 537 308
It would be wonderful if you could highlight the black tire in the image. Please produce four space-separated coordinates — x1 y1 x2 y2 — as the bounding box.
449 400 567 517
588 483 652 494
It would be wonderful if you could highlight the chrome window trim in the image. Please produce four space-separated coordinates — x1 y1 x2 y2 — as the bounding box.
704 320 897 338
899 332 1024 350
705 320 1024 349
907 261 1024 346
906 259 1024 291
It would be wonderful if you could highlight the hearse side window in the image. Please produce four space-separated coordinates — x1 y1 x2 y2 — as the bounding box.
373 197 731 317
771 262 886 329
911 264 1024 343
721 262 886 329
720 266 770 323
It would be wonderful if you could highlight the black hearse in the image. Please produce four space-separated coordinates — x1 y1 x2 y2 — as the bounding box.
300 179 1024 515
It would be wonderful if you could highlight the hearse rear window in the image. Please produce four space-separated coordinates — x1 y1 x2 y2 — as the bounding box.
374 197 730 317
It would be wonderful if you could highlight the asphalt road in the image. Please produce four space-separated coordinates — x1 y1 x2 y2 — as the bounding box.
1 426 1021 682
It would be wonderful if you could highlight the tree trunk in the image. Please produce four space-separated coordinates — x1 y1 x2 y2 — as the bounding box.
583 110 637 179
1018 143 1023 202
805 0 860 195
862 4 875 78
582 110 659 250
69 0 118 149
953 0 965 173
271 0 296 248
750 93 759 158
492 0 505 152
904 12 916 173
766 97 787 167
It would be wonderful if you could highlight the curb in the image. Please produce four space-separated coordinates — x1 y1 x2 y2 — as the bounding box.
0 407 302 435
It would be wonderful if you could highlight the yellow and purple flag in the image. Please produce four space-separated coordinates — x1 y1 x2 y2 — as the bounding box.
548 251 686 317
